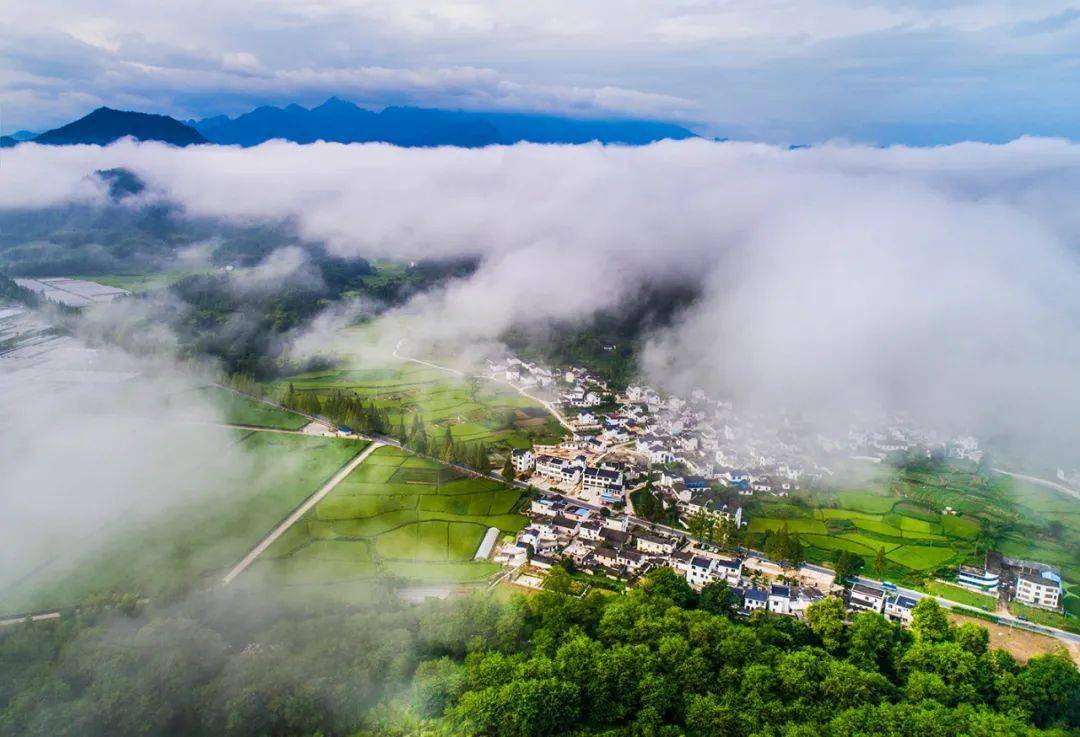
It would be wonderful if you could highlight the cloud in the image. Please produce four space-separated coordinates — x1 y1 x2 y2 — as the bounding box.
5 1 1080 141
0 311 247 600
5 137 1080 462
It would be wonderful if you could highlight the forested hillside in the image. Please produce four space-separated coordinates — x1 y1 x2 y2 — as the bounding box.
2 570 1076 737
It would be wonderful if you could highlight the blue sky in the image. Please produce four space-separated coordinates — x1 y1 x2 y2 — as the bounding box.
4 0 1080 144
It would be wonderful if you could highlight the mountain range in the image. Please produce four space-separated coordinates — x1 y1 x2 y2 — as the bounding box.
8 98 696 148
189 97 696 147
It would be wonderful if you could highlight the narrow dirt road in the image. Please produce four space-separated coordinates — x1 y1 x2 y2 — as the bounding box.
220 440 384 585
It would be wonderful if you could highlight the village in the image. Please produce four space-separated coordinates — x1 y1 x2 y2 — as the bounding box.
485 354 1066 626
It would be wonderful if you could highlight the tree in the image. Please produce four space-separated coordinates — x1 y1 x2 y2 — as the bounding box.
699 581 738 617
640 566 697 608
832 550 863 584
847 611 899 672
910 598 951 644
477 444 492 474
542 566 574 594
688 509 715 542
765 522 803 566
502 455 516 481
1016 652 1080 728
874 546 887 579
805 596 847 654
954 622 989 657
441 426 455 462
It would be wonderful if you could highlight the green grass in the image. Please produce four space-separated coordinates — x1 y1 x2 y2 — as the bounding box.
196 386 310 430
0 432 366 613
277 362 566 451
885 544 958 571
1009 601 1080 634
924 581 997 611
262 445 524 592
837 492 898 514
747 518 828 535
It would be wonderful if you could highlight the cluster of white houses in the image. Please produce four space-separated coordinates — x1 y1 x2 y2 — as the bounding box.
489 356 818 505
495 493 945 625
491 355 990 534
490 354 1066 619
498 493 844 617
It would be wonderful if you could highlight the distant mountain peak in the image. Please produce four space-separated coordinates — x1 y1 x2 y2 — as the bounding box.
33 107 206 147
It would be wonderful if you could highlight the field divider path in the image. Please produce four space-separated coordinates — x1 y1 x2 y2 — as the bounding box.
393 338 575 433
221 440 384 585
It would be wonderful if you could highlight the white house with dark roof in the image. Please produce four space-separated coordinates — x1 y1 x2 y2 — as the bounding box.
634 530 678 556
768 584 791 614
744 587 769 611
789 588 825 617
884 594 918 624
686 556 718 589
849 583 886 613
511 448 534 474
712 557 744 586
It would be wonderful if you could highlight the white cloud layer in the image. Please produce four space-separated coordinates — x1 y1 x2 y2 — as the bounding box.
4 137 1080 458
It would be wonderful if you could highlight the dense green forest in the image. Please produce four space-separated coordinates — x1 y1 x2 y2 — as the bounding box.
2 569 1076 737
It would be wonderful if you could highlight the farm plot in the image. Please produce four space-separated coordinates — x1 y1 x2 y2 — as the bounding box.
0 432 365 613
747 489 980 582
278 362 565 450
259 445 525 590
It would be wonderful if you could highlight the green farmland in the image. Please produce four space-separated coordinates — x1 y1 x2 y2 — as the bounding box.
746 461 1080 609
277 361 565 449
0 432 365 613
201 385 311 429
257 445 526 593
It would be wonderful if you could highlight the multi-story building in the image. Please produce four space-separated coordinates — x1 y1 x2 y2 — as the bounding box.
1015 572 1062 609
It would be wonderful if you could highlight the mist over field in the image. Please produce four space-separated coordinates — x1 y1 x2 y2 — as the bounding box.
4 138 1080 460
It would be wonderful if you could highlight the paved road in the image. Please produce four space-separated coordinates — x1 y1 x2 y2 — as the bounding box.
853 575 1080 645
220 440 384 585
993 468 1080 500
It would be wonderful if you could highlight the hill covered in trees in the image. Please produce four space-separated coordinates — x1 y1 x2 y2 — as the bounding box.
1 569 1076 737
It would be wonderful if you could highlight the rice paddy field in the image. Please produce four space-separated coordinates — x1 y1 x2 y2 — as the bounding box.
0 432 365 614
746 461 1080 611
277 362 565 449
255 445 527 594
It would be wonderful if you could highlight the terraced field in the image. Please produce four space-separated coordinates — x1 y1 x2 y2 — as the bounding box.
258 445 527 590
745 486 982 580
278 362 564 449
748 461 1080 614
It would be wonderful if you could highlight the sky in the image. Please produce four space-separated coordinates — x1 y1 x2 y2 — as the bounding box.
3 0 1080 143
